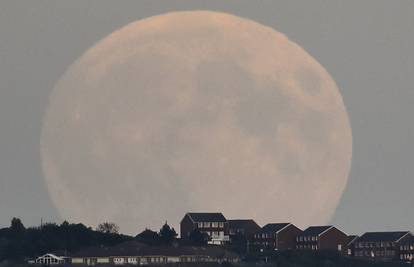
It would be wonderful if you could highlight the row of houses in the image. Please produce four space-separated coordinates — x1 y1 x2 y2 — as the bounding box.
32 241 240 266
180 212 414 262
32 212 414 265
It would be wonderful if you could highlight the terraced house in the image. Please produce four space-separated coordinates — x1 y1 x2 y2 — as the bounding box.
253 223 301 251
296 226 348 253
228 219 261 240
180 212 229 245
399 235 414 262
354 231 412 261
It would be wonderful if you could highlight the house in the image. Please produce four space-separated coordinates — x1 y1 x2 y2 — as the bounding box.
296 226 348 253
180 212 229 245
354 231 412 261
399 235 414 262
345 235 359 256
253 223 302 251
33 253 69 265
228 219 261 240
67 241 240 265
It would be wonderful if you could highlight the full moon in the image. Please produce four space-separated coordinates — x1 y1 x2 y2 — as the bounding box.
42 11 352 234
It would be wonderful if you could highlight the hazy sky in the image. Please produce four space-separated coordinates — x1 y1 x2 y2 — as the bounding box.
0 0 413 236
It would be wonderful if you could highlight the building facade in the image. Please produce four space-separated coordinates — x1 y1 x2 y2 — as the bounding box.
345 235 359 257
180 212 229 245
399 236 414 262
228 219 261 240
34 241 240 266
354 232 412 261
296 226 348 253
253 223 302 251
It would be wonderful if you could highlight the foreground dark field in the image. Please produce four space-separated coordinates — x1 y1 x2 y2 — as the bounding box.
1 251 412 267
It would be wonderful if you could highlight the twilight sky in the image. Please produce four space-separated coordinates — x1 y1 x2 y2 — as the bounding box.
0 0 413 235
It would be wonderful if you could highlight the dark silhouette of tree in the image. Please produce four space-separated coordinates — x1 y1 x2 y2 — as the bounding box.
96 222 119 234
0 219 131 261
10 218 25 233
158 222 177 245
188 229 209 246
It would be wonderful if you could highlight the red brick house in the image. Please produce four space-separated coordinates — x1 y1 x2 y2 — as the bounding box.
296 226 348 253
180 213 229 245
354 231 412 261
253 223 302 251
228 219 261 240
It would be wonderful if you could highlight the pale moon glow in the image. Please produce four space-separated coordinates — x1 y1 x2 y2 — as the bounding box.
41 11 352 234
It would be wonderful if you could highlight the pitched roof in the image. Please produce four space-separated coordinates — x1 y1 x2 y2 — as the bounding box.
228 220 260 229
357 232 411 243
37 254 67 260
187 213 226 222
347 235 359 246
400 235 414 245
257 223 291 234
301 226 334 236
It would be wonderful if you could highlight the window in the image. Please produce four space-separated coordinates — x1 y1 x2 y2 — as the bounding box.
204 222 210 228
338 244 342 251
312 236 315 241
219 222 224 228
198 222 203 228
212 222 218 228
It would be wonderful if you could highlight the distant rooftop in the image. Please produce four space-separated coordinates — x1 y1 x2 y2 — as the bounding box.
301 226 334 236
228 219 259 228
186 212 226 222
357 232 411 242
257 223 291 234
